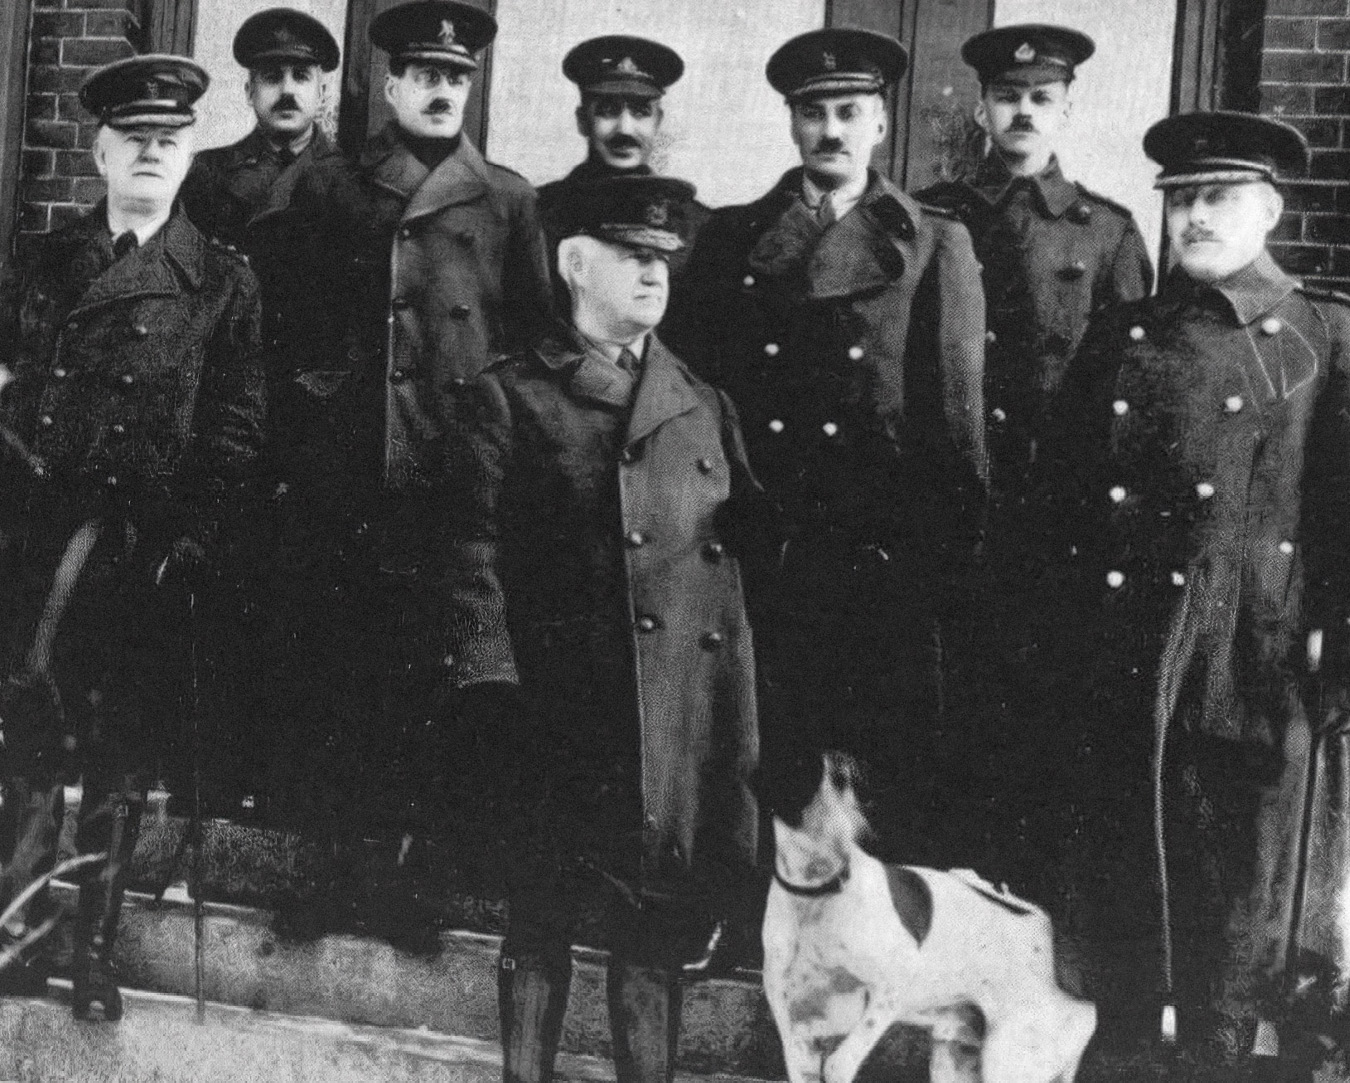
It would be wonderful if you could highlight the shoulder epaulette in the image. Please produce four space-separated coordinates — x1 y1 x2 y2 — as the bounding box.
1073 183 1136 219
486 159 529 183
917 201 962 221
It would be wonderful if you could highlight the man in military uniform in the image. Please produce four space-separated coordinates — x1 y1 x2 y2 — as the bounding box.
1052 113 1350 1072
916 24 1154 903
0 56 265 1018
537 37 708 289
275 0 552 936
919 24 1152 498
178 8 343 823
442 174 759 1083
673 29 987 853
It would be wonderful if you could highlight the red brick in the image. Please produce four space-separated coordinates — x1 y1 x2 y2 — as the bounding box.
1319 18 1350 48
1273 212 1304 241
22 176 74 202
1309 148 1350 178
19 203 50 233
61 37 132 66
54 148 99 177
49 204 88 231
31 10 84 37
1262 51 1344 83
1271 242 1333 274
1266 0 1347 13
1296 118 1343 145
1262 84 1315 113
28 65 63 93
22 149 54 179
26 118 78 149
1306 214 1350 243
84 9 135 36
1267 18 1319 49
57 92 84 121
1283 181 1344 212
29 37 59 65
1313 86 1350 113
26 94 58 121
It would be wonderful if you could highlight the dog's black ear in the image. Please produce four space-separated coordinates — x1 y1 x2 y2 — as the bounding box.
754 747 827 827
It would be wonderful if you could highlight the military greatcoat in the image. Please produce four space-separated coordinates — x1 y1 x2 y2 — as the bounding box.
440 333 760 907
1049 253 1350 1028
918 154 1153 489
668 168 986 827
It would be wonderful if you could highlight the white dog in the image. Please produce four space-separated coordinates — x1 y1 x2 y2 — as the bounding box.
762 752 1096 1083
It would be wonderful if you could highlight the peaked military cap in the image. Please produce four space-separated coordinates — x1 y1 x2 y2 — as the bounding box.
1144 111 1309 188
961 24 1094 86
234 8 340 72
562 35 683 100
556 175 696 253
370 0 497 71
79 54 209 129
766 28 908 102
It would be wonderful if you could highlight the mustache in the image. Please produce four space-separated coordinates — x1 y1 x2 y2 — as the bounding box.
423 98 457 115
1007 117 1037 132
811 138 846 154
271 95 301 113
604 135 641 151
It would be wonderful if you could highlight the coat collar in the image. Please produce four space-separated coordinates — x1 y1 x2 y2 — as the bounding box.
1163 251 1297 326
360 122 490 221
561 157 652 184
533 330 701 444
225 125 340 168
245 128 340 227
973 153 1078 218
748 168 921 299
70 204 205 315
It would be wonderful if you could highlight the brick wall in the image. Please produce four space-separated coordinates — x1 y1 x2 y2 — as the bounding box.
1262 0 1350 292
17 0 139 251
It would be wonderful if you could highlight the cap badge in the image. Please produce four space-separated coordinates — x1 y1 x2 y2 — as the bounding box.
274 25 297 46
439 19 457 46
645 202 669 227
143 79 162 98
1014 43 1036 63
822 51 837 71
615 56 643 76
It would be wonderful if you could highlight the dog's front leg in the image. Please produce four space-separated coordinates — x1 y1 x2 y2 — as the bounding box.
821 997 895 1083
779 1029 827 1083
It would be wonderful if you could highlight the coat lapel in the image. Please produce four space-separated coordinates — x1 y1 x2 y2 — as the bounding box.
404 136 490 222
805 178 917 300
625 335 700 447
70 211 202 316
534 335 633 410
248 129 339 229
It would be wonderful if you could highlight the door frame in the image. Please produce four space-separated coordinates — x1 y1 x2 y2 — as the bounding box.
1 0 34 260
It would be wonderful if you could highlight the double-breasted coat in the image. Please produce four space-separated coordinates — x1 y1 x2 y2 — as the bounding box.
918 154 1153 491
0 205 265 939
290 124 553 505
666 168 986 816
440 333 760 905
1048 253 1350 1025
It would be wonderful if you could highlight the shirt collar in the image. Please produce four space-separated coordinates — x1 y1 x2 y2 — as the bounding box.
802 170 868 222
974 153 1077 217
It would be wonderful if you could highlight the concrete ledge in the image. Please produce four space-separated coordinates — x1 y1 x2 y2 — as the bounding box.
43 883 784 1079
0 983 772 1083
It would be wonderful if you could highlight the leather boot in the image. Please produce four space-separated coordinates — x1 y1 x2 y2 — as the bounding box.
71 788 141 1022
606 960 682 1083
499 949 572 1083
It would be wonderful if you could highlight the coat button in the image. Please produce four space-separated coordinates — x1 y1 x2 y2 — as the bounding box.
768 419 785 434
120 373 134 386
742 274 755 287
703 541 725 562
450 304 471 319
619 448 636 464
53 368 66 379
390 368 409 382
985 330 997 344
636 616 659 633
1129 326 1146 342
625 530 647 548
847 345 865 360
105 475 118 487
1279 540 1295 555
1063 261 1087 279
452 377 467 387
1196 481 1215 499
822 421 839 437
1112 399 1129 416
1261 317 1282 335
763 342 779 357
1071 203 1092 223
1106 570 1125 589
696 457 714 474
132 323 149 338
39 414 53 427
990 407 1007 423
111 423 126 436
398 226 412 240
1224 395 1244 413
1171 571 1186 587
700 631 726 650
1109 485 1127 503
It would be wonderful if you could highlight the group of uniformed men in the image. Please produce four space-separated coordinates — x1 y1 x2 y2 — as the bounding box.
0 0 1347 1077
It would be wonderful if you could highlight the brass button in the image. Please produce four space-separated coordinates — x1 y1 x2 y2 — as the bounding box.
700 631 726 650
132 323 149 338
985 330 997 344
452 377 467 387
1112 399 1129 416
1195 481 1215 499
105 475 118 487
625 530 647 548
39 414 53 427
1171 571 1186 587
636 616 659 633
822 421 839 437
1261 317 1282 336
768 419 785 434
1109 485 1127 503
619 448 636 464
703 541 725 562
390 368 408 382
1279 540 1295 555
450 304 471 319
763 343 779 357
1129 326 1146 342
120 373 134 386
398 226 412 240
847 345 865 361
1106 570 1125 589
990 407 1007 423
696 457 714 474
742 274 755 287
1225 395 1244 413
53 367 67 379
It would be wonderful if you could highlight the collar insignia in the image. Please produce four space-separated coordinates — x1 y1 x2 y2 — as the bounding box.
438 19 457 46
1014 43 1036 63
645 202 669 227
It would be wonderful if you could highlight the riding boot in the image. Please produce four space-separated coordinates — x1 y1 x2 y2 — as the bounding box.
606 960 682 1083
499 948 573 1083
71 784 143 1022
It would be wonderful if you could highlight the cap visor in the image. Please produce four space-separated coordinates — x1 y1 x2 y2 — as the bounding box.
584 78 663 99
392 49 478 71
789 75 885 101
106 110 195 129
595 225 684 252
1154 167 1275 189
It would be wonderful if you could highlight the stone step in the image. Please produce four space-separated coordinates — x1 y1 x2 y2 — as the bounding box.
0 981 769 1083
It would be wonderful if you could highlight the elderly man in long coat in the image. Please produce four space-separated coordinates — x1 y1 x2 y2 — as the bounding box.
668 29 986 853
1049 113 1350 1072
0 56 264 1018
441 175 760 1083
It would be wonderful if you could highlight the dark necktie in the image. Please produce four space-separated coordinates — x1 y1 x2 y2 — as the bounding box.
617 347 642 378
275 146 298 169
112 231 138 260
815 195 835 228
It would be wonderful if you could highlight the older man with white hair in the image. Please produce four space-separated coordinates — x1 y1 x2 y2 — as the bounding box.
441 174 763 1083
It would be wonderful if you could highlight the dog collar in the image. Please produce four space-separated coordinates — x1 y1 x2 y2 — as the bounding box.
773 866 849 897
